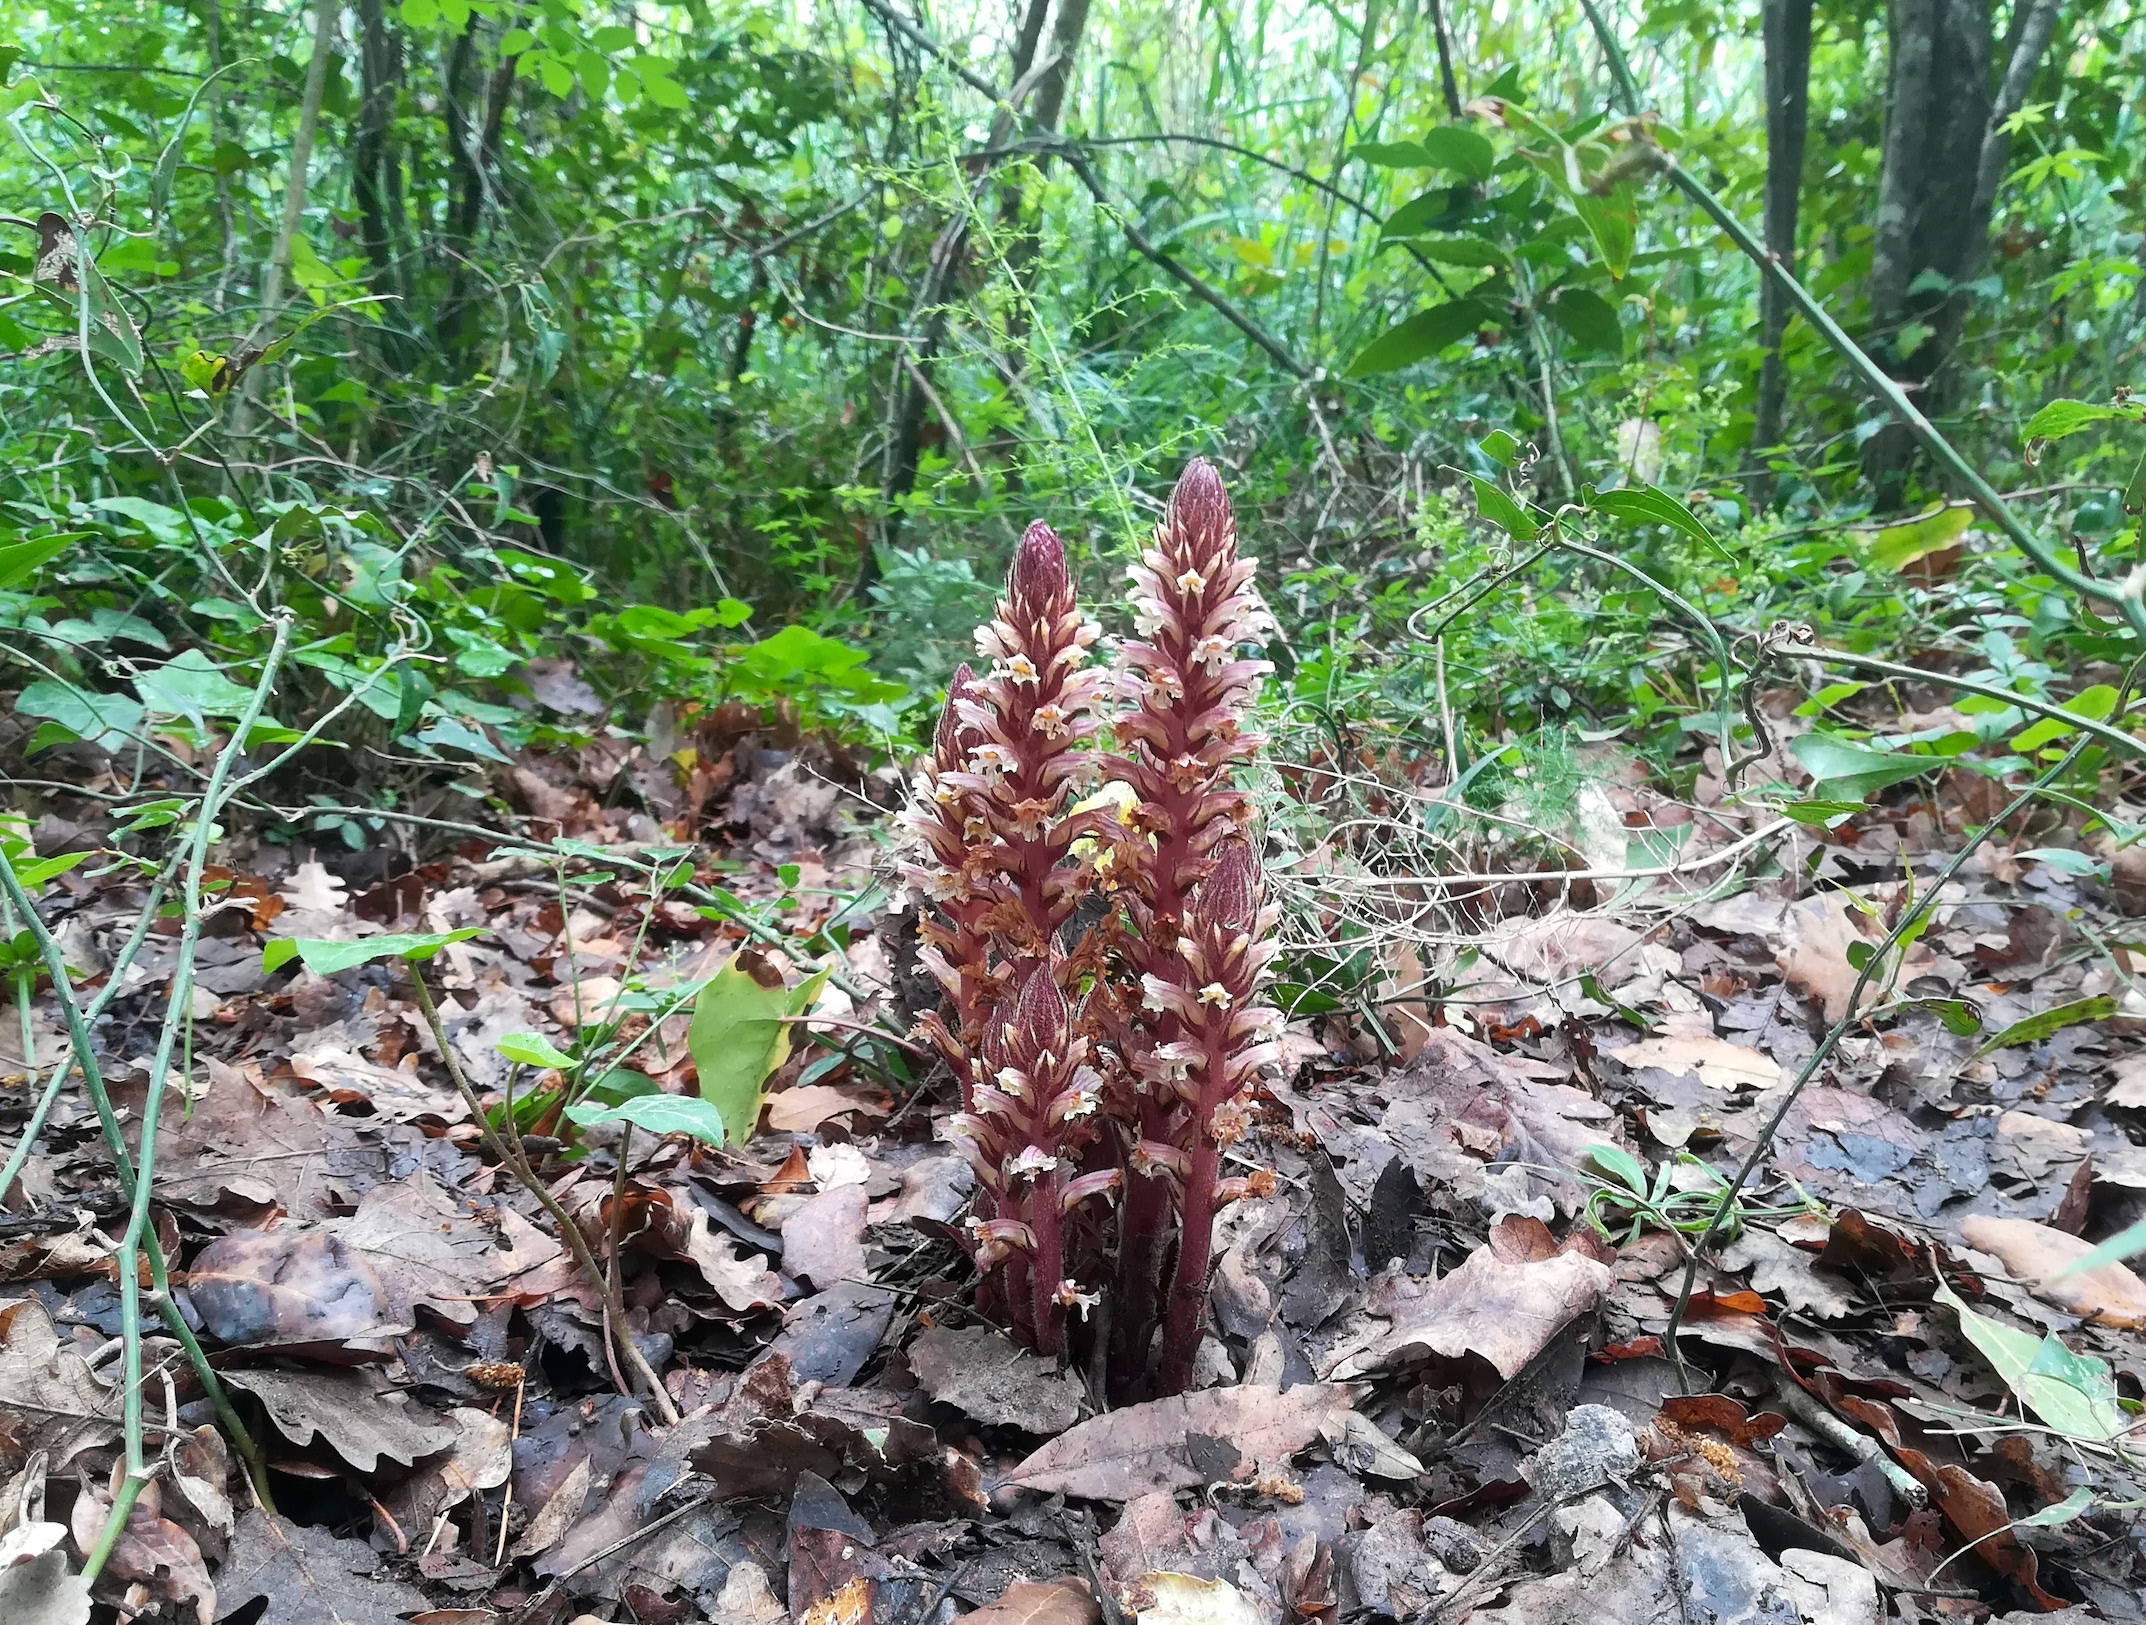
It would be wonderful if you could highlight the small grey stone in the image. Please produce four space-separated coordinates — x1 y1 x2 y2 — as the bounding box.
1528 1404 1640 1502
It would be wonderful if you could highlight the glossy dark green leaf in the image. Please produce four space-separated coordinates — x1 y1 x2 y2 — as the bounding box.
1343 299 1490 377
1548 286 1622 354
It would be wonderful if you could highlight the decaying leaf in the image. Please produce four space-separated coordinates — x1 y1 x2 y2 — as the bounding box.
187 1229 398 1346
0 1301 115 1466
1129 1572 1264 1624
1330 1227 1613 1379
1960 1215 2146 1330
229 1369 457 1472
963 1578 1101 1625
908 1325 1088 1434
215 1510 431 1625
999 1383 1354 1502
1608 1012 1782 1091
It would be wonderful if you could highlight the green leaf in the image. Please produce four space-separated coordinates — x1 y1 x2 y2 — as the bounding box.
496 1031 575 1069
1409 235 1509 268
1932 1274 2129 1443
1869 503 1973 571
2022 399 2138 443
1776 800 1863 829
1466 473 1540 541
1788 733 1936 801
0 532 77 591
686 955 832 1146
564 1092 727 1145
2018 1487 2099 1528
1415 125 1497 182
16 681 145 752
1571 185 1636 279
1548 287 1622 354
261 929 485 976
1352 139 1434 167
32 213 144 378
1585 1143 1648 1194
1970 995 2119 1060
1343 300 1490 376
1587 485 1728 559
136 649 258 724
1353 127 1494 180
1901 996 1983 1037
10 850 93 889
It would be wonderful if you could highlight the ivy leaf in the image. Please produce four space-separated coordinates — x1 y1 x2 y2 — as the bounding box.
1345 300 1492 377
261 930 485 976
686 953 832 1146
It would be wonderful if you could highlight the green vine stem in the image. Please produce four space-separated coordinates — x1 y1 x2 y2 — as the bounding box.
1575 0 2146 641
83 613 296 1582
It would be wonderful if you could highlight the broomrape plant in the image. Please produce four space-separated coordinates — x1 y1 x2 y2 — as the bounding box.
901 459 1282 1398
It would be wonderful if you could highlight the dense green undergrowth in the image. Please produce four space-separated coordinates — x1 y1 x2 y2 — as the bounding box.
3 1 2143 850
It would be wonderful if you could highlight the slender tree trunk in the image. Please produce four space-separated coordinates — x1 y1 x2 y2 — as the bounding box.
233 0 338 432
199 0 241 314
1427 0 1463 118
1862 0 2062 504
1750 0 1813 505
439 32 516 358
870 0 1092 583
354 0 402 291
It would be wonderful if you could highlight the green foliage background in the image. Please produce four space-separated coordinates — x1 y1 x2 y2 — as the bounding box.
3 0 2142 836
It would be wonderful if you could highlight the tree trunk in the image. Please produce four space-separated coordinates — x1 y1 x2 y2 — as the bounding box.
1750 0 1812 505
232 0 338 434
869 0 1089 583
354 0 402 291
1427 0 1463 118
439 33 516 359
1862 0 2063 503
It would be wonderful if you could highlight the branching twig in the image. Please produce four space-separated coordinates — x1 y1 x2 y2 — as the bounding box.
404 971 682 1427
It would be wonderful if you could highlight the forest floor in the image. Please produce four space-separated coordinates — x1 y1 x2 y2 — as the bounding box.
4 723 2146 1625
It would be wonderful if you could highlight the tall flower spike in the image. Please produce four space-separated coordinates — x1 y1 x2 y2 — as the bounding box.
899 664 996 1066
953 521 1109 948
1146 838 1283 1395
904 527 1111 1354
942 957 1110 1355
1103 458 1274 1394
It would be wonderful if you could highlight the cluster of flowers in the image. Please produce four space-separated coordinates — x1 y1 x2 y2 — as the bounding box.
899 459 1281 1397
